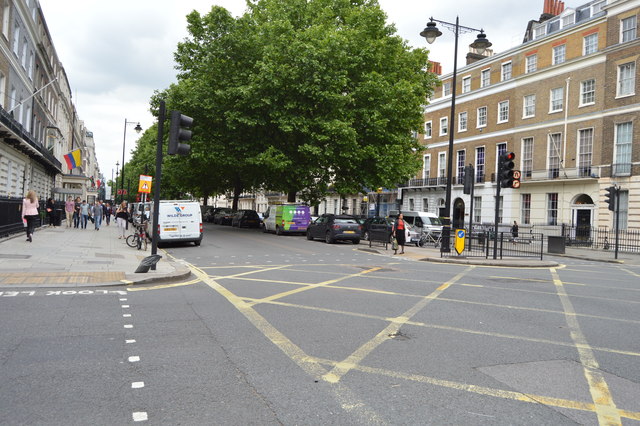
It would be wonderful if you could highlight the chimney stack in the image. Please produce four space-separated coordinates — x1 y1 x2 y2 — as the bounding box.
543 0 565 15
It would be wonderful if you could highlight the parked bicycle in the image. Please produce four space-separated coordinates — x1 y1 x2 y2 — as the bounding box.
417 229 441 248
126 220 150 251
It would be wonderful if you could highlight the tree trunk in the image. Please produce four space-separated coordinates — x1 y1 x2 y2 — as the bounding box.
232 177 243 211
287 190 297 203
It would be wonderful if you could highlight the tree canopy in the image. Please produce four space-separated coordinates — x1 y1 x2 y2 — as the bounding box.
127 0 438 207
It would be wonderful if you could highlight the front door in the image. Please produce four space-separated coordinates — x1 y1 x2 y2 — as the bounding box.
576 209 591 241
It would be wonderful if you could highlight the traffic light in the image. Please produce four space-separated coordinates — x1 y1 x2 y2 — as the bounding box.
604 186 617 211
463 165 474 194
499 152 516 188
168 111 193 156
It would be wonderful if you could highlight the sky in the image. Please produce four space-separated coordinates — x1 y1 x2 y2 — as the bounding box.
39 0 546 182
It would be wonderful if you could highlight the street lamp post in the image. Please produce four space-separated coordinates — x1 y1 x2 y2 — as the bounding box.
420 17 491 253
114 161 119 203
120 119 143 204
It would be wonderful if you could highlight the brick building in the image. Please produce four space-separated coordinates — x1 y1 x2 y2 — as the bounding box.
404 0 639 232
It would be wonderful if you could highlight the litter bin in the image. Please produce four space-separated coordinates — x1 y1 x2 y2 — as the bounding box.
54 209 63 226
547 236 565 254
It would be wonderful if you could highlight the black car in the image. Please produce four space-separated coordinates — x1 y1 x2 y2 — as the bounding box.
203 207 217 223
306 214 362 244
231 210 261 228
361 216 394 242
213 208 235 225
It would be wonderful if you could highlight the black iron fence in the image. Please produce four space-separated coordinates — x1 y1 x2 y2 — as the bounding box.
440 230 544 260
0 197 49 238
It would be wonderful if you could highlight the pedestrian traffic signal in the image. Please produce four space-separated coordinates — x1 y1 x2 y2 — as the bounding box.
604 186 617 211
463 165 474 194
168 111 193 156
499 152 516 188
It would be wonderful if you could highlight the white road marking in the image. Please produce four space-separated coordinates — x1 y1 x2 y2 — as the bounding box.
123 314 132 318
122 305 130 308
131 382 145 389
124 324 133 329
126 339 136 344
119 298 127 301
128 356 140 362
132 412 148 422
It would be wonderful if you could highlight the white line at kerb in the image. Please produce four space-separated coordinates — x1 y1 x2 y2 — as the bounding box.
132 412 148 422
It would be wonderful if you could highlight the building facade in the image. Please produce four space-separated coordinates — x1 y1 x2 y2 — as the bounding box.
407 0 639 232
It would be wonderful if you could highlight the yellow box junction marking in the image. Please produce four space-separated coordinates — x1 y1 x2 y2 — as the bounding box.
550 268 621 425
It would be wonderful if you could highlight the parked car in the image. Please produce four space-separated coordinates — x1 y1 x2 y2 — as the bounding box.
203 207 217 223
213 208 235 225
306 214 362 244
232 209 261 228
361 216 394 241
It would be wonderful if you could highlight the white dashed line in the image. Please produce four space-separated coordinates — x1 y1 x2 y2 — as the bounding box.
122 305 130 308
124 324 133 328
131 382 145 389
119 298 127 301
123 314 132 318
132 412 148 422
128 356 140 362
126 339 136 344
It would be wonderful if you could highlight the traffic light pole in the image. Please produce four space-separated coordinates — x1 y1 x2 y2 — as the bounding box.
493 168 501 260
150 100 166 270
615 186 620 260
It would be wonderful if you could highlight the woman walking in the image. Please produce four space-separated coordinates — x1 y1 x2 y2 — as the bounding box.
46 197 55 227
393 213 406 255
115 201 129 239
22 190 39 242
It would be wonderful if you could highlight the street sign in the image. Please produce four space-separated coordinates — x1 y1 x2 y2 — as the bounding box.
512 180 521 188
138 175 153 194
513 170 521 179
454 229 465 255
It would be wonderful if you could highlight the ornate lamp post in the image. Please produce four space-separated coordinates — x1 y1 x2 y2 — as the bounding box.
420 18 491 253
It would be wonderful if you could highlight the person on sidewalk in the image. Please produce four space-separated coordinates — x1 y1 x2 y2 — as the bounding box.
73 197 81 228
392 213 406 255
115 201 129 239
511 221 519 243
79 200 90 229
64 196 75 228
46 197 55 227
21 190 39 242
103 202 112 226
92 200 104 230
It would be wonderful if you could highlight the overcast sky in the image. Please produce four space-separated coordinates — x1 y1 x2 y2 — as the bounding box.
39 0 546 181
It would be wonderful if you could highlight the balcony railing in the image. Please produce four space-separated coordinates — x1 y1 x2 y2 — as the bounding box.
519 165 604 182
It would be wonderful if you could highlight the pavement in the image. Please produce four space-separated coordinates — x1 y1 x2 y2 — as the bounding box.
0 220 191 288
2 222 639 288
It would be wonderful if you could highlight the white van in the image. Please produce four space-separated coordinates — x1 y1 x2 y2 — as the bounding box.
157 200 203 246
389 210 443 233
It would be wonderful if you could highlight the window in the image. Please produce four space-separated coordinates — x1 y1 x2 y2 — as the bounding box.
0 73 5 109
553 44 566 65
583 33 598 55
550 87 564 112
422 198 429 213
477 106 487 128
475 147 485 182
522 137 533 178
497 143 507 159
621 15 637 43
457 150 465 183
473 197 482 223
523 94 536 118
12 25 19 55
28 51 33 80
481 69 490 88
617 62 635 97
438 152 446 178
562 13 575 27
21 38 27 68
548 133 562 178
439 117 448 136
526 54 537 74
443 82 451 97
580 79 595 105
462 76 471 93
2 5 9 39
618 190 629 230
547 193 558 225
501 62 512 81
424 121 432 139
613 122 632 176
498 101 509 123
409 198 415 211
423 155 431 180
578 128 593 177
458 111 467 132
521 194 531 225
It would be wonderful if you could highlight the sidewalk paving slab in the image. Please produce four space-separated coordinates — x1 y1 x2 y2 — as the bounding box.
0 222 191 288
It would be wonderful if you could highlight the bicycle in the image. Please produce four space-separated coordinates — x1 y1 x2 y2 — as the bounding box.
417 229 441 248
126 220 149 251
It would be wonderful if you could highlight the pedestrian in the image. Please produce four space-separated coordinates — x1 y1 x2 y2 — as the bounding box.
64 196 75 228
46 197 55 227
511 220 519 243
393 213 406 255
73 196 81 228
79 200 90 229
92 200 104 230
115 201 129 239
103 202 112 226
21 190 39 242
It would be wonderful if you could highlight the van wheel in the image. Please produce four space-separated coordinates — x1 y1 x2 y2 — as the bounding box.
276 226 282 236
194 240 201 246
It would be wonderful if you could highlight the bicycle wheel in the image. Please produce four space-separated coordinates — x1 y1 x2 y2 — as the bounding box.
126 234 137 248
141 236 148 251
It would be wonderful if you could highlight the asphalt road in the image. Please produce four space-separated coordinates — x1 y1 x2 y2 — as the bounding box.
1 222 639 425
